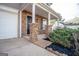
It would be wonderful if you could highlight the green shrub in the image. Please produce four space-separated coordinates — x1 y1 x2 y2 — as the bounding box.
49 28 79 48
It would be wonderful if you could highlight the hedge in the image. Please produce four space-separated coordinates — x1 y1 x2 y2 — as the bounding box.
49 28 79 48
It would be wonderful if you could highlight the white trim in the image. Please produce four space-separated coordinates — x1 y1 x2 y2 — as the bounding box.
26 16 27 34
32 3 35 23
19 11 22 37
18 4 26 38
0 5 18 13
48 12 51 25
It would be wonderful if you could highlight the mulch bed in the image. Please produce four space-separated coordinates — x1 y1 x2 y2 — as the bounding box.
45 43 75 56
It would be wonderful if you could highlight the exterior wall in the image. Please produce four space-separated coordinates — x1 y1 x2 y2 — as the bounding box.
22 11 27 36
40 19 48 34
22 11 32 36
35 18 48 34
35 17 42 34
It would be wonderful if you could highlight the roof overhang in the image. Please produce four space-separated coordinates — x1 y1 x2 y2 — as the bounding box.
0 3 61 19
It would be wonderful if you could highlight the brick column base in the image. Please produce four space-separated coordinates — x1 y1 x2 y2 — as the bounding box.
30 23 39 42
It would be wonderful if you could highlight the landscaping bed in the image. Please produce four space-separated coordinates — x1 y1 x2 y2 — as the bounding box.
45 43 75 56
45 28 79 56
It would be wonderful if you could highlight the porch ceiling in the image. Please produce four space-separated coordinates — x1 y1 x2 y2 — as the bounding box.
22 3 48 19
23 3 57 19
35 5 48 19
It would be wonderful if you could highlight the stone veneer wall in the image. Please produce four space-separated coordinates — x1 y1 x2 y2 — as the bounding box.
30 23 39 42
22 11 27 36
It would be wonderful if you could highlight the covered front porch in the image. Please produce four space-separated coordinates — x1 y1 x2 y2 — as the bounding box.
20 3 59 42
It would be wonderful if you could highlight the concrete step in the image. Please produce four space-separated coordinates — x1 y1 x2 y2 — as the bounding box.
37 34 47 40
34 39 52 48
23 36 30 41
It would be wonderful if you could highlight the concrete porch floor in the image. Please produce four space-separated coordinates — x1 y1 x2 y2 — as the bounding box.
0 38 56 56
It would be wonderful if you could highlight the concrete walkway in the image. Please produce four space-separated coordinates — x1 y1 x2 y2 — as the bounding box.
0 38 56 56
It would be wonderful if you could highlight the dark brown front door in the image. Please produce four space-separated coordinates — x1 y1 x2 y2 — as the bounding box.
27 16 32 34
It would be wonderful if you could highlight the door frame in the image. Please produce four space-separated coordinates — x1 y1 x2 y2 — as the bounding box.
26 15 32 34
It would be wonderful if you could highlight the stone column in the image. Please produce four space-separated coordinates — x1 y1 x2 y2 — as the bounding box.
29 3 39 42
30 23 39 42
45 25 52 36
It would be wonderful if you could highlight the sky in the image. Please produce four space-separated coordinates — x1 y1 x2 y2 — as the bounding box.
51 0 79 21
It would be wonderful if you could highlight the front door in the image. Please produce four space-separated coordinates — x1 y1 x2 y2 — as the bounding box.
27 16 32 34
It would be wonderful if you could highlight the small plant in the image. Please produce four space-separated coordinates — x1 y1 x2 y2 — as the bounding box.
49 28 79 48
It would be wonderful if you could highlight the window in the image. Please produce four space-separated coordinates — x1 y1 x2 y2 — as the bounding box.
41 19 47 30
